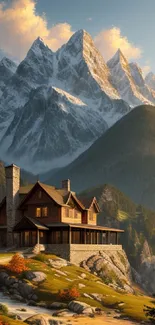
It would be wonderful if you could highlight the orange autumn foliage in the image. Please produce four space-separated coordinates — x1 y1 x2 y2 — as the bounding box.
0 319 8 325
58 287 80 302
5 253 29 274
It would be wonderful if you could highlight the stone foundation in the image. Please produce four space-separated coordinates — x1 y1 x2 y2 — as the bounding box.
46 244 122 265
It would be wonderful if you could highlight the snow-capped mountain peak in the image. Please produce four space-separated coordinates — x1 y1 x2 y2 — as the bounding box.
0 29 155 173
107 50 153 106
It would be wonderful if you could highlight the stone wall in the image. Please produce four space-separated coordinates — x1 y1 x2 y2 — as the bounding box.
47 243 122 265
70 244 122 265
47 244 70 261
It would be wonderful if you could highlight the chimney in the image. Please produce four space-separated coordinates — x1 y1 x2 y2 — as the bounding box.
62 179 70 192
5 164 20 247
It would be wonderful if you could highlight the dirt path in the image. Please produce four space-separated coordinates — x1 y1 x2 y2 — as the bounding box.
66 315 140 325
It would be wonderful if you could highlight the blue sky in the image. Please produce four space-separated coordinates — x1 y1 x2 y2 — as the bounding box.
0 0 154 73
35 0 155 72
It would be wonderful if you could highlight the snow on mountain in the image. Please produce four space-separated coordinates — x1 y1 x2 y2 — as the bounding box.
0 57 17 97
129 62 155 103
107 49 152 106
56 29 119 100
145 72 155 91
0 30 132 172
0 86 108 171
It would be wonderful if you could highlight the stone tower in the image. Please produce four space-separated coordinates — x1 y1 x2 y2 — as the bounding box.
5 164 20 247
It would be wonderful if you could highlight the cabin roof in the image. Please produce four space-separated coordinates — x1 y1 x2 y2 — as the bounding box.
46 222 124 232
14 216 49 231
77 196 100 212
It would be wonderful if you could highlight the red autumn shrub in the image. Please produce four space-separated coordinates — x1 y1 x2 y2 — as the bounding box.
58 287 80 302
0 319 9 325
5 253 29 274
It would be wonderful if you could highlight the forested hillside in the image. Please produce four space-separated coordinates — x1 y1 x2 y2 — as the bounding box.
79 184 155 268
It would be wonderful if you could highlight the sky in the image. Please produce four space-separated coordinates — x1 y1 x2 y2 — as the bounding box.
0 0 154 75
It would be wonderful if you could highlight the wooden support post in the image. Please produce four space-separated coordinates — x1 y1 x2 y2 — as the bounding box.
37 229 39 245
69 227 71 244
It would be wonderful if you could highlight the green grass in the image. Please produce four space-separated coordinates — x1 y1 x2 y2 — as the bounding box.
0 253 13 258
24 254 155 322
0 315 25 325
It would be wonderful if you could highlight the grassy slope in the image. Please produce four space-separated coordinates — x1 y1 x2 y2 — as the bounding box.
24 255 155 322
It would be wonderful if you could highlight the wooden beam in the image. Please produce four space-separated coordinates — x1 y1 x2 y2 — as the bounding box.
37 229 39 245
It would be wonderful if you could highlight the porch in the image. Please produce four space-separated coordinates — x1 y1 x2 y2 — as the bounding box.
13 218 124 247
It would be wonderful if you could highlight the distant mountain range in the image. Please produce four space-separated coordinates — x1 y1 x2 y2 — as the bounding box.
0 29 155 173
46 105 155 210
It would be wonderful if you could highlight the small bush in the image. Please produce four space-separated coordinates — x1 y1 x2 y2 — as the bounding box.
0 318 8 325
58 287 80 302
33 254 47 263
5 253 29 274
0 304 8 316
144 305 155 323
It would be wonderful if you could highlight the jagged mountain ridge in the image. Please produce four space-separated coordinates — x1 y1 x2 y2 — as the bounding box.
0 30 130 172
0 30 154 173
107 50 155 106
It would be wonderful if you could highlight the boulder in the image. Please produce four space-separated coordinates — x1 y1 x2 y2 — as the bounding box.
78 283 85 289
80 273 86 279
0 272 9 285
68 300 94 315
49 302 68 310
18 282 34 298
25 314 66 325
48 258 70 269
25 271 47 283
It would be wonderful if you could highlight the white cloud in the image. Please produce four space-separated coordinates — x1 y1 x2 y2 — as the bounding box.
94 27 142 61
141 63 151 76
0 0 74 60
87 17 92 22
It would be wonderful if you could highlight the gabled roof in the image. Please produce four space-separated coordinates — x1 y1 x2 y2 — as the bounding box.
66 192 85 210
14 216 49 231
18 181 71 208
77 196 100 212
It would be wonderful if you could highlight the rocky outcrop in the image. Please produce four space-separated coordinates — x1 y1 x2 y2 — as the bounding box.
68 300 97 315
25 314 68 325
81 250 134 293
0 271 38 302
25 271 47 283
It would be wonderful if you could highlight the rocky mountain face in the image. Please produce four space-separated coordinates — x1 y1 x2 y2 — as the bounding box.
81 249 134 293
0 57 17 96
79 183 155 294
0 31 132 172
145 72 155 90
107 50 155 106
47 105 155 210
0 30 153 173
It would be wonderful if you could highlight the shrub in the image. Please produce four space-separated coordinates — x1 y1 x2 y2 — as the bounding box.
33 254 47 263
58 287 80 302
0 318 8 325
144 305 155 323
0 304 8 315
5 253 29 274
